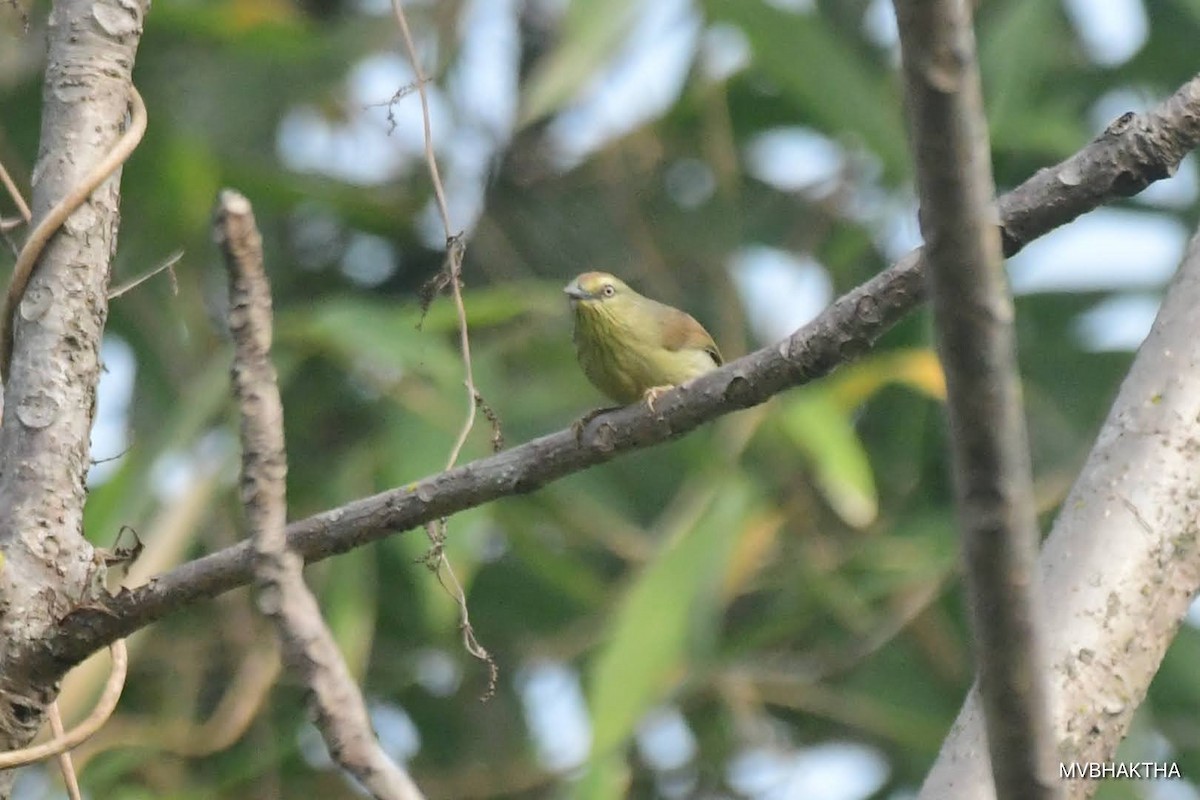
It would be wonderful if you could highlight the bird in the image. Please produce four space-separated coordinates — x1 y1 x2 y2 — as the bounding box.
564 271 722 415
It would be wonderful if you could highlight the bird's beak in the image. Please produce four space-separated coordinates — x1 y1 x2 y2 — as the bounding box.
564 279 590 301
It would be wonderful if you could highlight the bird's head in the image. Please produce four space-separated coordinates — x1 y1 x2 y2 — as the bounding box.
565 273 649 332
563 271 633 308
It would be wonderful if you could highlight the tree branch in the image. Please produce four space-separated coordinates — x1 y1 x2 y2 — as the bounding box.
26 73 1200 682
919 212 1200 800
0 0 148 789
894 1 1056 797
215 190 425 800
0 87 146 379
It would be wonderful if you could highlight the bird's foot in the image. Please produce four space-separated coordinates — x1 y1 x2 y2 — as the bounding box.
572 406 621 442
642 385 673 413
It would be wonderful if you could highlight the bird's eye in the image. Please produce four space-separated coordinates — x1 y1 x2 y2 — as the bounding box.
601 284 616 297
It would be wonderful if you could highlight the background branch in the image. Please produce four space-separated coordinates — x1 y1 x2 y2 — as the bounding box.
27 73 1200 682
920 212 1200 799
894 0 1056 797
214 190 425 800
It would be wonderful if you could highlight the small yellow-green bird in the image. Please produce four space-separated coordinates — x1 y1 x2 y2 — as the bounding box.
564 271 722 410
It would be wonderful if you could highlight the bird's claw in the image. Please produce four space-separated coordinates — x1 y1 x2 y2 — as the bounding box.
573 388 673 444
642 386 672 413
572 406 619 442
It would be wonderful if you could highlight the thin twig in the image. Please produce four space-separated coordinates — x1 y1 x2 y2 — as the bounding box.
421 521 498 697
47 704 82 800
389 3 479 470
214 189 425 800
107 249 182 300
0 641 128 769
390 0 495 689
0 159 32 260
0 159 32 223
390 2 451 229
71 643 281 767
442 239 479 468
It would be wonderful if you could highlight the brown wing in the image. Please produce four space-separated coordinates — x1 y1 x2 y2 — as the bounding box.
660 305 723 366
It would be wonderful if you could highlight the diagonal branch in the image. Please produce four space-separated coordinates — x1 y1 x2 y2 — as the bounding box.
214 190 425 800
894 1 1057 797
26 73 1200 681
920 206 1200 800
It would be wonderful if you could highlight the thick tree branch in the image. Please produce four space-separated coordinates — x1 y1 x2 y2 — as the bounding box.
0 0 148 791
920 216 1200 800
215 190 425 800
26 73 1200 681
894 1 1056 797
0 87 147 379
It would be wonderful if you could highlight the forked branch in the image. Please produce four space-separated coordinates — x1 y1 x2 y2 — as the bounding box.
214 190 425 800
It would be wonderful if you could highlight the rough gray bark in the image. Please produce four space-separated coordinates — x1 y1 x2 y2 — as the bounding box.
894 0 1057 796
0 0 147 794
216 190 426 800
920 219 1200 800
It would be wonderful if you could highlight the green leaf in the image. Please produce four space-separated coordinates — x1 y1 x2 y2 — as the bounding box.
1167 0 1200 28
319 546 378 678
826 348 946 408
980 0 1065 124
519 0 643 126
586 480 754 762
704 0 909 178
979 0 1084 156
778 388 877 528
575 753 629 800
277 283 559 390
502 520 609 608
153 0 310 50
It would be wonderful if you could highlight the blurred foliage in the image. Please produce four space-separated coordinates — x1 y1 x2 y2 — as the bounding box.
0 0 1197 798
